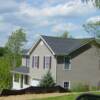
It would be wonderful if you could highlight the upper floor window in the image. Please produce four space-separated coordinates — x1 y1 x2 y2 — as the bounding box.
32 56 39 68
44 56 51 69
64 57 71 70
26 58 29 67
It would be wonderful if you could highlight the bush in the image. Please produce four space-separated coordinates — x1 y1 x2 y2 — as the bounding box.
90 86 98 91
39 71 55 88
71 83 90 92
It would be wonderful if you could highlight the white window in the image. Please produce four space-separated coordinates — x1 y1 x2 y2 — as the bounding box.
44 56 51 69
32 56 39 68
64 81 70 89
64 57 71 70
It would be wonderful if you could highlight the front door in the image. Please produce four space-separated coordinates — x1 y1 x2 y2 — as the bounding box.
20 75 23 88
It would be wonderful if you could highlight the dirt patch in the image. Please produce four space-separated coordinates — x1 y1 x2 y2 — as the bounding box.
0 93 67 100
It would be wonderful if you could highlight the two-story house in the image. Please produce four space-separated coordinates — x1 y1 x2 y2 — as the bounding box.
11 35 100 90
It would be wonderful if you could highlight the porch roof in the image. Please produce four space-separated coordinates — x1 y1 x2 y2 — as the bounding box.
11 66 29 75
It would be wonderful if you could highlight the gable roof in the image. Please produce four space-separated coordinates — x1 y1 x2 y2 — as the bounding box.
28 35 94 56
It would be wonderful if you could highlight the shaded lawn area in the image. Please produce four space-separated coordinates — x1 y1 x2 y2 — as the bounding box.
32 91 100 100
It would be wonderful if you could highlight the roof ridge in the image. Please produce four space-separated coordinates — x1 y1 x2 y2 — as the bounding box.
41 35 94 40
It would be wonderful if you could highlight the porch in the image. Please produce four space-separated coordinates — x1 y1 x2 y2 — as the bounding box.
11 67 30 90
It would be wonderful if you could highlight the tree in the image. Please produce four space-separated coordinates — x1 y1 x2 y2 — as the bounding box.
82 0 100 8
39 71 55 88
0 47 6 57
61 31 69 38
83 21 100 43
6 28 27 68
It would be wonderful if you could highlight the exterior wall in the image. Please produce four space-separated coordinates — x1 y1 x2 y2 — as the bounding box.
56 45 100 88
29 40 57 82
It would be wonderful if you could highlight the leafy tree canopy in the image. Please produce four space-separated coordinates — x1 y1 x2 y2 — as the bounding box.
83 21 100 43
82 0 100 8
6 28 27 55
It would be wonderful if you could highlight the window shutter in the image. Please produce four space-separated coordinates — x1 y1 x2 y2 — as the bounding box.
43 56 45 69
32 56 34 68
49 56 52 69
37 56 39 68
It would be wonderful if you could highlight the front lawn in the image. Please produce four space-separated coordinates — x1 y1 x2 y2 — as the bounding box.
32 91 100 100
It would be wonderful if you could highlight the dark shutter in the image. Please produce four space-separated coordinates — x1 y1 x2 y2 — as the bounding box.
43 56 45 69
37 56 39 68
49 56 52 69
32 56 34 68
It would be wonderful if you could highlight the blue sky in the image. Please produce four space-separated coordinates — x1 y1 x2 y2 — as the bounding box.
0 0 100 48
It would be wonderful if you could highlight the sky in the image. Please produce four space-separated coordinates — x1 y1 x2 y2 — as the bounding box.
0 0 100 48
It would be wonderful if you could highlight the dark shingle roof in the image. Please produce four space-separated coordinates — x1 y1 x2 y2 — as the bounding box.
41 35 93 55
12 67 29 75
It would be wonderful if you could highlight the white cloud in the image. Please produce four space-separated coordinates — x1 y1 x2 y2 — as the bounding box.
52 23 79 32
19 0 95 18
86 16 100 23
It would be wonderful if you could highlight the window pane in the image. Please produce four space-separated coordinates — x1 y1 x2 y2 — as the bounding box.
14 74 19 82
24 75 28 85
64 82 69 89
44 56 51 69
64 57 70 69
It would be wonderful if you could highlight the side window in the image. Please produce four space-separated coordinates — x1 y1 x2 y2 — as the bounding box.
26 58 29 67
44 56 51 69
64 57 71 70
64 81 70 89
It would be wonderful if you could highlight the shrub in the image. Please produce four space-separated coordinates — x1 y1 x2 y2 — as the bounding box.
39 71 55 88
71 83 90 92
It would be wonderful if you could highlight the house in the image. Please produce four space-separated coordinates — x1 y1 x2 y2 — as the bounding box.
11 35 100 90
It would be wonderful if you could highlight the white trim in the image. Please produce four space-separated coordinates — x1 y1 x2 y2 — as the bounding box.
28 36 55 55
63 57 71 70
63 81 71 89
40 36 55 55
28 38 41 55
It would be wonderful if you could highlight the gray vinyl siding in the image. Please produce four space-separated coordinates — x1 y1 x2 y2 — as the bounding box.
29 40 57 82
56 45 100 88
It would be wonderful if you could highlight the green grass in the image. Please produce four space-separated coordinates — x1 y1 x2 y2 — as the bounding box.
32 91 100 100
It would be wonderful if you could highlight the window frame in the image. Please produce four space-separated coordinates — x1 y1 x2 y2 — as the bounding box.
63 81 70 89
32 56 39 68
44 56 51 69
26 57 29 67
64 56 71 70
